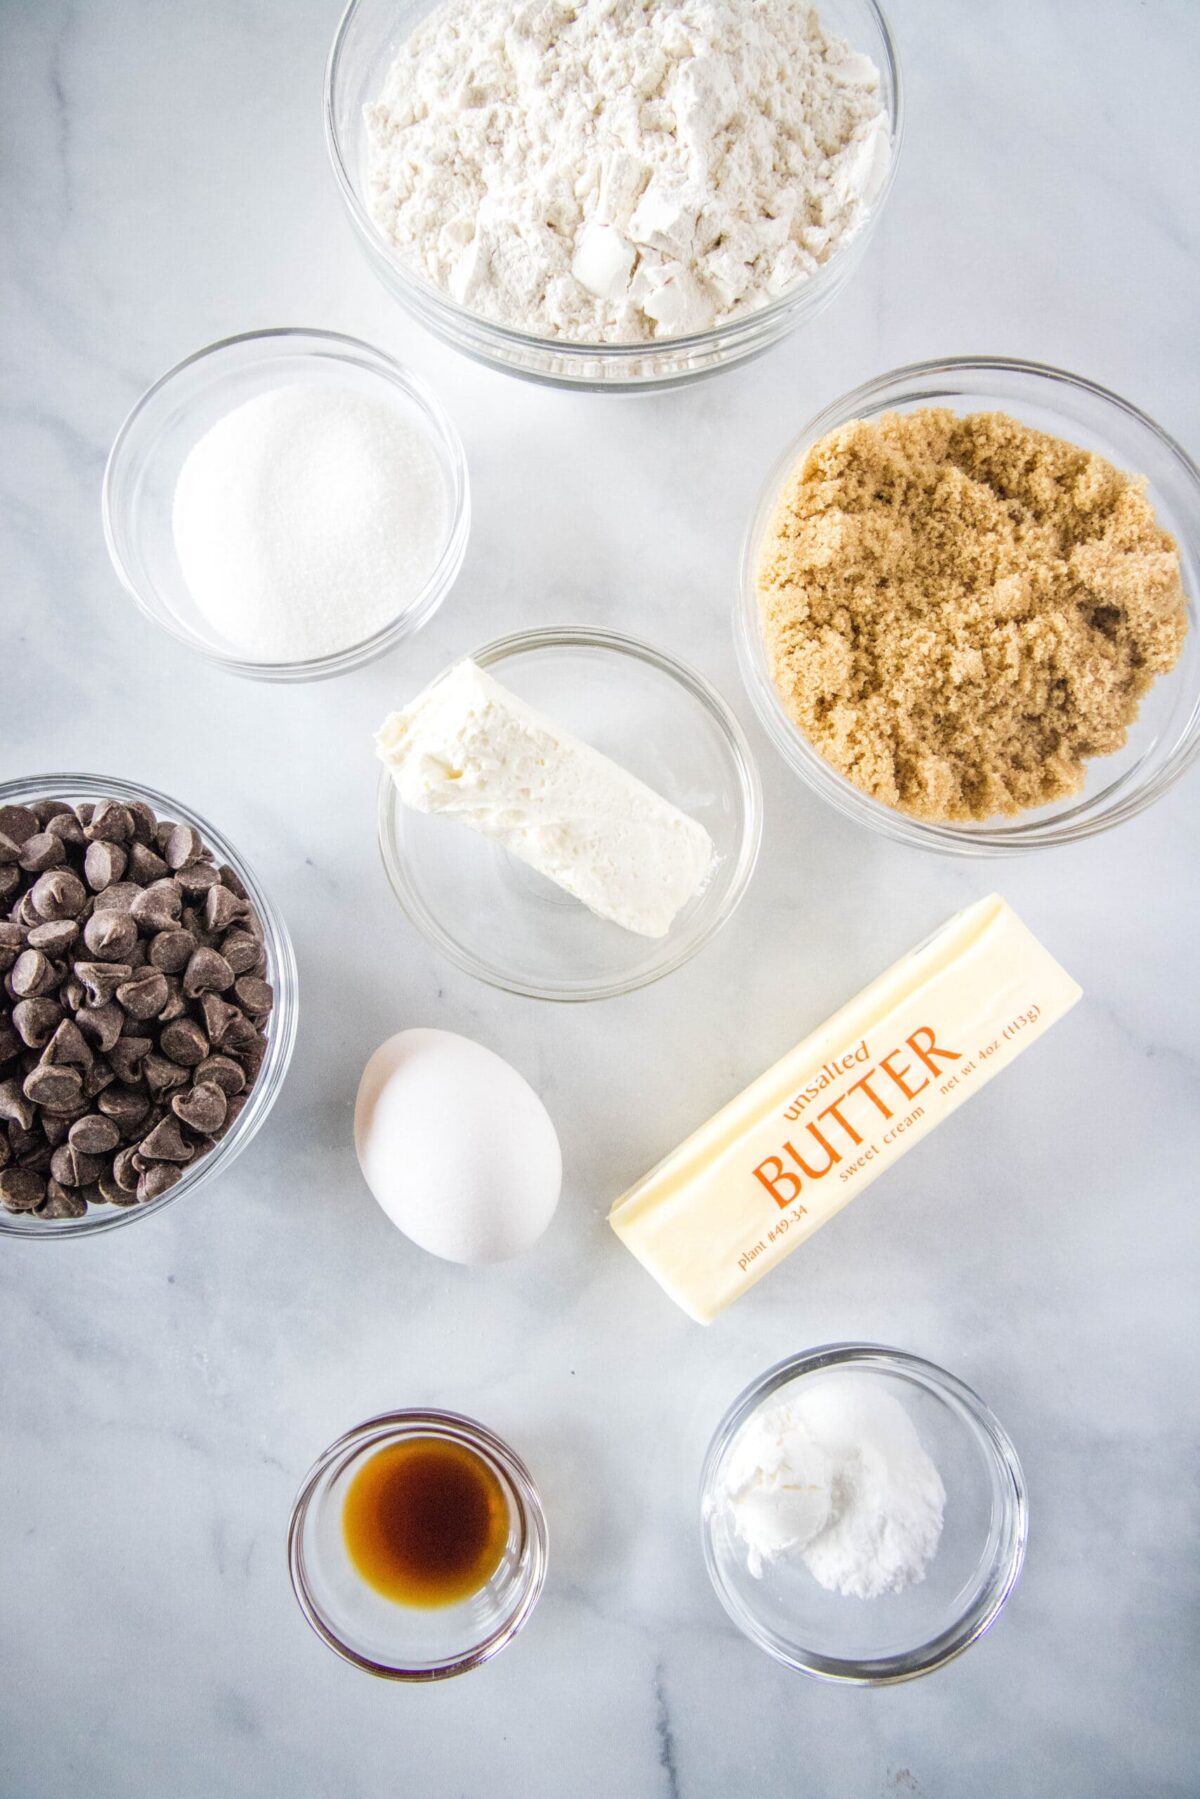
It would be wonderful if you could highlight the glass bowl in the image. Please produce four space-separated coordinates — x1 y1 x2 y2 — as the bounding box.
700 1345 1027 1684
288 1410 548 1680
376 627 763 1001
737 356 1200 853
102 328 470 681
325 0 903 392
0 774 298 1239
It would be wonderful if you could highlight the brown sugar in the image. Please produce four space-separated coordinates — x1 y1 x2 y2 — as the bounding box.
756 409 1189 821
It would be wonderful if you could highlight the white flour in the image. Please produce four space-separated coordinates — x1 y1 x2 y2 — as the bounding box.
365 0 890 343
721 1377 945 1599
171 384 447 663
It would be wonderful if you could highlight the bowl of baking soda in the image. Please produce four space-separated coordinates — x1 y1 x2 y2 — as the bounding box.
700 1345 1027 1683
103 328 469 680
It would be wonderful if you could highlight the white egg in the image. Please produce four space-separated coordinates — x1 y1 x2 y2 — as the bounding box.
353 1029 562 1264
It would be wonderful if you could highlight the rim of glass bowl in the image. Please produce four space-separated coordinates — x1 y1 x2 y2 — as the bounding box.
287 1408 550 1681
324 0 903 392
736 355 1200 854
0 774 298 1239
101 327 471 682
375 625 764 1002
699 1344 1028 1685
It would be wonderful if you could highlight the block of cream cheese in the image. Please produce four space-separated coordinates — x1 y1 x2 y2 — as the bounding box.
609 896 1081 1323
376 659 715 938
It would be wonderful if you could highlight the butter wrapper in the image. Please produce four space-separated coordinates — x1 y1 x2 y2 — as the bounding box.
608 895 1081 1323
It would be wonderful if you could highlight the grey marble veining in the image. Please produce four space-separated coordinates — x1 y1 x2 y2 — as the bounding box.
2 2 1199 1795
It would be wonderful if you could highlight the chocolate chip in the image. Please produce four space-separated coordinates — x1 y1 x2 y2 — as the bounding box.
22 1063 83 1113
76 1002 124 1053
160 1018 208 1067
12 998 64 1049
183 947 234 998
137 1162 183 1203
196 992 240 1044
112 1144 141 1191
147 928 195 973
83 908 139 962
107 1036 153 1084
82 1059 116 1101
83 840 128 891
215 929 263 976
0 1166 46 1211
68 1114 122 1156
92 882 143 914
75 962 132 1007
97 1167 136 1205
139 1115 194 1162
96 1083 151 1128
10 949 56 998
85 800 135 844
142 1051 190 1099
193 1054 245 1096
0 1078 35 1131
43 1018 92 1069
220 1012 261 1055
45 811 86 848
127 802 156 846
158 977 186 1022
130 879 183 933
204 885 250 933
115 969 169 1020
233 976 273 1016
176 861 221 896
38 1179 87 1219
171 1080 226 1136
164 824 202 870
127 840 168 884
14 1134 53 1173
0 806 40 849
50 1143 106 1188
29 868 86 920
26 919 79 954
18 831 66 873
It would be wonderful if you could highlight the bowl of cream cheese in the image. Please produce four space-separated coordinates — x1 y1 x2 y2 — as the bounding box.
375 627 762 1000
700 1344 1027 1683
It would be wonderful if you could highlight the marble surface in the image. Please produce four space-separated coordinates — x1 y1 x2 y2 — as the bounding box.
3 1 1199 1793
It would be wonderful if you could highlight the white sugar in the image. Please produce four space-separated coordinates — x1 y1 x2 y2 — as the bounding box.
171 383 448 663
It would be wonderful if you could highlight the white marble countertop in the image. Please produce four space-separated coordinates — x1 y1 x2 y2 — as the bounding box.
3 1 1199 1793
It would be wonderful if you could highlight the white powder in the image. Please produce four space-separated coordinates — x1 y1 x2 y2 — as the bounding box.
171 385 447 663
365 0 890 344
720 1378 945 1599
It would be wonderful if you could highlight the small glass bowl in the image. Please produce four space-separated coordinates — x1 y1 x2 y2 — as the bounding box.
737 356 1200 853
700 1345 1027 1684
325 0 902 392
0 774 298 1239
377 627 763 1001
288 1410 548 1681
102 328 470 681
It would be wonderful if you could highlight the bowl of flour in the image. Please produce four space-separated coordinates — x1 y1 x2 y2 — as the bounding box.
325 0 902 391
103 328 470 680
700 1345 1027 1682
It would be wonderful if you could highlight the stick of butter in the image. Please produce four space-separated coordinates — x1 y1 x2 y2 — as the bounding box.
609 895 1081 1323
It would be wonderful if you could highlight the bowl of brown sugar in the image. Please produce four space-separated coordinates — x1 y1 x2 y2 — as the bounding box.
737 357 1200 853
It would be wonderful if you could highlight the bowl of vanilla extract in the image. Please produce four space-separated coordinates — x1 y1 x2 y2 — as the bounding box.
287 1409 548 1680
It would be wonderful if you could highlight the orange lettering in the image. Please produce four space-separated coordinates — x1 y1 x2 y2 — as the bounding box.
754 1156 801 1209
879 1049 929 1101
784 1126 841 1180
907 1026 961 1077
817 1094 864 1147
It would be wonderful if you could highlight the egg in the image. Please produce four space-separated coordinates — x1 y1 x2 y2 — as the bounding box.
353 1029 562 1264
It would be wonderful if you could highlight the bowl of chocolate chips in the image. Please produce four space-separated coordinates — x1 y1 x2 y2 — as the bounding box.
0 776 298 1236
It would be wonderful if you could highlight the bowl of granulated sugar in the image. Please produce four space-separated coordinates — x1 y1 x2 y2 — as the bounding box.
103 327 470 681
